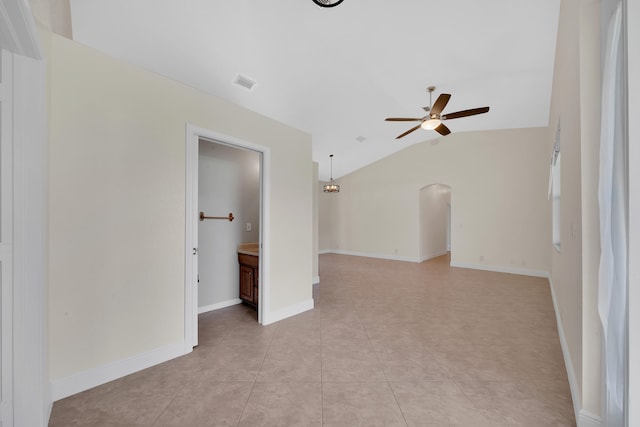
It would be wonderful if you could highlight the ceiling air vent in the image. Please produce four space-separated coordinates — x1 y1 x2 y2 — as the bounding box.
233 74 257 91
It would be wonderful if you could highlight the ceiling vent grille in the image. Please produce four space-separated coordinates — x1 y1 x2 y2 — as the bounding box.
233 74 257 91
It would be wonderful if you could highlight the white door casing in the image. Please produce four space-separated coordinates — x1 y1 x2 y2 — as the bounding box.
185 123 270 345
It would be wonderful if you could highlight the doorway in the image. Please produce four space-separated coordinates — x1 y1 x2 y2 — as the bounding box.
197 139 261 314
419 184 451 261
185 124 270 350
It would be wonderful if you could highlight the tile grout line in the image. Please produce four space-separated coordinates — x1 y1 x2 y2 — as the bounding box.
235 318 279 426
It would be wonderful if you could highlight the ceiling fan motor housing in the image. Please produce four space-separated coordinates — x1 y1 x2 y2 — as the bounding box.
312 0 345 7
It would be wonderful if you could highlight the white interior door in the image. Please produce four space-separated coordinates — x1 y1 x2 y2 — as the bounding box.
0 49 14 427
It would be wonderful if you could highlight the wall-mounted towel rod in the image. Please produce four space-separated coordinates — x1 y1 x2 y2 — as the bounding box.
200 212 234 222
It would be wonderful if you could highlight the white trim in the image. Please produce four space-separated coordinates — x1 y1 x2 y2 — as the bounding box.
11 51 49 426
184 124 199 349
549 277 582 425
0 49 14 427
261 298 314 326
328 249 420 263
198 298 242 314
318 249 331 255
312 276 320 285
578 410 602 427
420 250 448 262
51 341 188 402
449 261 550 278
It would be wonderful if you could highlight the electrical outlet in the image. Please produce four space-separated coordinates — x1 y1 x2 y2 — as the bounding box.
246 223 252 232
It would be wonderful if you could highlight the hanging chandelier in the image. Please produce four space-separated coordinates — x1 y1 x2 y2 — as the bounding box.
312 0 344 8
323 154 340 193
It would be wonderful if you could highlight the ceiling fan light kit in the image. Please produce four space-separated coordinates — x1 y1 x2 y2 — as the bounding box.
385 86 490 139
421 118 441 130
323 154 340 193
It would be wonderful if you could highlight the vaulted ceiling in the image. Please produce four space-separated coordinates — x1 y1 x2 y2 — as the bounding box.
69 0 561 180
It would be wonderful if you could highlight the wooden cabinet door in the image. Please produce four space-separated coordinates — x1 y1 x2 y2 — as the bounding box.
239 265 254 303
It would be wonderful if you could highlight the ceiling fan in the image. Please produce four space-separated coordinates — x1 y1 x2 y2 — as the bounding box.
385 86 490 139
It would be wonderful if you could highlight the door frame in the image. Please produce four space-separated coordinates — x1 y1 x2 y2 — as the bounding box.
184 124 270 349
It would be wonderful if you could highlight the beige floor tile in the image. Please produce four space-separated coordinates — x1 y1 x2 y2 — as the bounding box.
322 382 407 427
237 382 322 426
390 380 493 426
49 254 575 427
257 345 321 382
153 381 253 426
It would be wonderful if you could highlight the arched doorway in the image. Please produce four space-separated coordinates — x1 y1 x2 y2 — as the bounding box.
419 184 451 261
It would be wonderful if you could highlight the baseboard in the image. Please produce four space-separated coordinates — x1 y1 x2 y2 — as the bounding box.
420 250 448 262
262 298 314 326
578 410 602 427
548 278 582 425
449 261 549 278
312 276 320 285
328 249 420 263
50 340 188 401
318 249 331 255
198 298 242 314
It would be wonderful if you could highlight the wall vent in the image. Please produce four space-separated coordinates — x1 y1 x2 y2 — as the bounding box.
233 74 257 91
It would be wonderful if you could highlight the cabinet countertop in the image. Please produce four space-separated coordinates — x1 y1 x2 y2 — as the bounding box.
237 243 259 256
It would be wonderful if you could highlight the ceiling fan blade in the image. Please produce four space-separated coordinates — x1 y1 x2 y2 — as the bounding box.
385 117 424 121
429 94 451 116
396 124 422 139
435 123 451 136
441 106 490 120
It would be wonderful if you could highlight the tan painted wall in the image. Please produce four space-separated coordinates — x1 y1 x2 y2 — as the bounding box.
547 0 604 419
325 127 550 273
47 32 313 380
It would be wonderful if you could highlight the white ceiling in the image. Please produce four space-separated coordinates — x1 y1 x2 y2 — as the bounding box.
69 0 561 181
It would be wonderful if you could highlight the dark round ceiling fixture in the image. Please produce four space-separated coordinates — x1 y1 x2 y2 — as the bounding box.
312 0 344 7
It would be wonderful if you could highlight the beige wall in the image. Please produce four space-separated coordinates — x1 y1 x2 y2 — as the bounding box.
324 128 550 273
29 0 72 38
47 32 313 381
318 181 333 252
548 0 585 408
547 0 604 420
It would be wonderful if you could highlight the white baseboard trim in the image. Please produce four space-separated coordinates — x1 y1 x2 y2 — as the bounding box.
318 249 331 255
449 261 549 278
420 251 448 262
50 340 188 401
328 249 420 263
262 298 314 326
578 410 602 427
312 276 320 285
198 298 242 314
548 278 582 425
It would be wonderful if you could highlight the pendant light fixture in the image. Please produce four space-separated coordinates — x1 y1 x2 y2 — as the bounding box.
323 154 340 193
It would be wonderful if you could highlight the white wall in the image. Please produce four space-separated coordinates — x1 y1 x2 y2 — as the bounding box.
198 141 260 310
324 127 550 274
46 31 313 389
419 184 450 261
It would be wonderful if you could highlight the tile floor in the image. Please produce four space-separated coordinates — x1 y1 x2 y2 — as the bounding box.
49 254 576 426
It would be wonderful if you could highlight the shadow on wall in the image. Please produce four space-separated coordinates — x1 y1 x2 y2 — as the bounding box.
419 184 451 262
